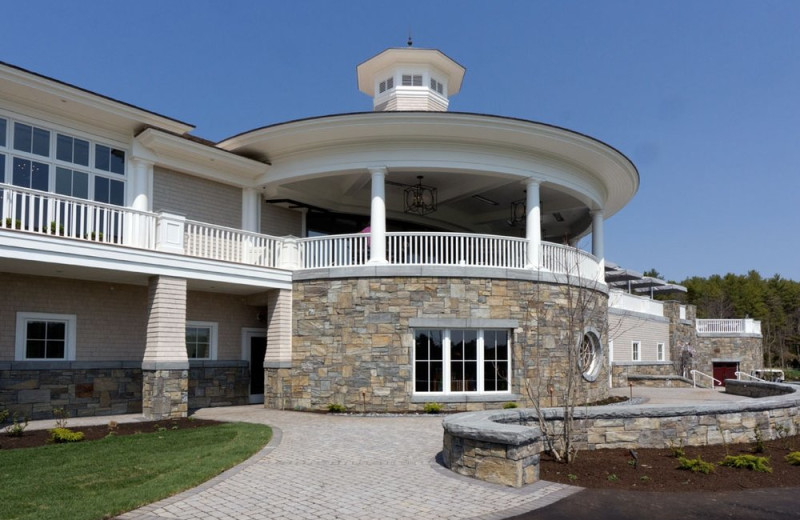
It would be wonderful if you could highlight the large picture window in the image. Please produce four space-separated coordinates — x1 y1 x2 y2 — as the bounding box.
15 312 77 361
414 329 510 394
0 113 126 205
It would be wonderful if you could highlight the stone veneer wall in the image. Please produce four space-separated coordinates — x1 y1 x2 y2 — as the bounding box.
663 301 697 376
268 276 608 413
611 362 678 386
443 384 800 487
188 361 250 408
0 363 142 420
142 370 188 419
694 334 763 377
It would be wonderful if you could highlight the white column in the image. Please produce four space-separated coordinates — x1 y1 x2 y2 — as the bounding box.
368 167 388 264
126 158 153 247
129 158 153 212
591 209 604 260
241 188 261 233
525 179 541 269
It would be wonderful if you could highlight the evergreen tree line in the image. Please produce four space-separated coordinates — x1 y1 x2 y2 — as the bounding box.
650 270 800 369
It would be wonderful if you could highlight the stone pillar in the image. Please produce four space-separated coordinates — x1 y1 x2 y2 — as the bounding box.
241 188 261 233
368 167 388 264
142 276 189 419
525 179 541 269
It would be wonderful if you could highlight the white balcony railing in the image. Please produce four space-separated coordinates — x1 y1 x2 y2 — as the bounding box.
608 289 664 316
696 319 762 335
185 220 282 268
0 184 155 248
0 185 602 281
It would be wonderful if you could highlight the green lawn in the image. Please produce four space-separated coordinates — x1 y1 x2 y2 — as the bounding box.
0 422 271 520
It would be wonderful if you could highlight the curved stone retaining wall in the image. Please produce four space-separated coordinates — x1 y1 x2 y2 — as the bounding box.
276 272 609 413
442 383 800 487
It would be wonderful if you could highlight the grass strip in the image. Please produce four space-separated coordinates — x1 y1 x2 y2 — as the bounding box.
0 422 271 520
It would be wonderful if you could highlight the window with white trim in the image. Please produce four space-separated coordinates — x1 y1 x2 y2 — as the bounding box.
0 114 126 205
15 312 77 361
430 78 444 94
186 321 218 360
657 342 665 361
402 74 423 86
632 340 641 362
378 76 394 93
414 329 510 394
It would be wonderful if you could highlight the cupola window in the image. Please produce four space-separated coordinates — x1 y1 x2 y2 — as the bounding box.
378 76 394 94
402 74 423 87
430 78 444 95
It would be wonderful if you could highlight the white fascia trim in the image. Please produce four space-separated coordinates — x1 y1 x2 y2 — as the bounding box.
0 64 193 135
0 231 292 291
136 128 269 186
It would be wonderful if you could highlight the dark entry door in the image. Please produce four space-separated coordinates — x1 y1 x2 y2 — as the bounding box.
712 362 738 386
250 336 267 398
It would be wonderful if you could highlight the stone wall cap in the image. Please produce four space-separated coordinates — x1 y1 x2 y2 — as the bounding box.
442 410 540 445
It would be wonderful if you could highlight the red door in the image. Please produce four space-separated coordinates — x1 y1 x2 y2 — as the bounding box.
712 362 738 386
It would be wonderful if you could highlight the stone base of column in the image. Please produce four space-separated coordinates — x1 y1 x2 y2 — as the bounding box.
142 369 188 419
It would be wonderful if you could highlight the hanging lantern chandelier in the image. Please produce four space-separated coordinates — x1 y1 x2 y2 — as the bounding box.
404 176 437 215
509 198 526 226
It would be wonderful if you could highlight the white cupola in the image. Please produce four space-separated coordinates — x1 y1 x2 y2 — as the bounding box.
356 44 465 112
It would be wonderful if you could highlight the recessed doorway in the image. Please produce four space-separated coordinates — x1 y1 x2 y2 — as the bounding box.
242 329 267 404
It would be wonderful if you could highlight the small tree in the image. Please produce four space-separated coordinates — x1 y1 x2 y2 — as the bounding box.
521 251 607 463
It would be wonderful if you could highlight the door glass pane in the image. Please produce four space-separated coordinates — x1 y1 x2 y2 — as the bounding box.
12 157 31 187
94 176 109 203
31 161 48 191
95 145 110 171
109 178 124 205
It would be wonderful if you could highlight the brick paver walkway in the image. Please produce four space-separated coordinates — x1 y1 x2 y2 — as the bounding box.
116 406 578 519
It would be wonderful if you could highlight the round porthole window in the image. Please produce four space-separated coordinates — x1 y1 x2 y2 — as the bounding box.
579 330 602 382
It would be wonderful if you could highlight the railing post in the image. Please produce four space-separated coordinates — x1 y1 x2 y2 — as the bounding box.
155 212 186 254
279 237 300 270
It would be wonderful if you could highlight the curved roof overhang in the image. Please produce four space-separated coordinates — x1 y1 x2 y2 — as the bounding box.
219 112 638 236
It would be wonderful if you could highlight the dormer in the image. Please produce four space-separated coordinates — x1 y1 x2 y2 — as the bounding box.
357 47 466 112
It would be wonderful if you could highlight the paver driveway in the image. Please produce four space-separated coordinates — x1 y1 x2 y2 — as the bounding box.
117 406 577 519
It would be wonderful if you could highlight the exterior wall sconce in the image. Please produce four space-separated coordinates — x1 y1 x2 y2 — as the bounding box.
404 176 437 215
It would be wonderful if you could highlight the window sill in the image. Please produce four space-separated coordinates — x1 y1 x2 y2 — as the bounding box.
411 393 520 404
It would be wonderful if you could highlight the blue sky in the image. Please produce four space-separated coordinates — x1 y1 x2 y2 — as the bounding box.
3 1 798 282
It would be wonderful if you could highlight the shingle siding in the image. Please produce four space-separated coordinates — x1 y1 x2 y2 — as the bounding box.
609 311 670 362
153 166 242 228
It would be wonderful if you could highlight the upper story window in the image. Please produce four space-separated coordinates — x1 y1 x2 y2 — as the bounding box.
402 74 423 87
430 78 444 95
0 113 126 206
378 76 394 94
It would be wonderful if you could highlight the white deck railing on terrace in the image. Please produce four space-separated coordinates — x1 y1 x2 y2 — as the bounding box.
0 185 603 280
0 184 156 247
296 232 601 280
185 220 283 268
696 319 762 335
608 289 664 316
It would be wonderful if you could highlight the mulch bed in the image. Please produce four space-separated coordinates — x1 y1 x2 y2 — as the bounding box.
0 417 222 450
540 435 800 492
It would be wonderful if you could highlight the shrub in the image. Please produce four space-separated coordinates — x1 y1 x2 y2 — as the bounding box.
502 402 519 409
423 402 442 414
53 407 70 428
0 408 8 425
753 428 766 454
784 452 800 466
668 439 685 458
327 403 346 413
719 454 772 473
5 413 29 437
607 473 619 482
677 456 715 474
49 427 85 443
4 218 22 229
